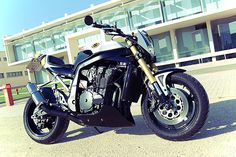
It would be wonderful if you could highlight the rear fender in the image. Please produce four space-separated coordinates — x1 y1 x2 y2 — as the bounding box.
154 68 186 96
40 87 57 104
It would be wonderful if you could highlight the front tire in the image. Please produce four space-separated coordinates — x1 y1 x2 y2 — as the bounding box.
142 73 209 141
23 98 69 144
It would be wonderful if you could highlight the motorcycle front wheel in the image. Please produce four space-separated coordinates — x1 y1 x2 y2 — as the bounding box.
142 73 209 141
23 98 69 144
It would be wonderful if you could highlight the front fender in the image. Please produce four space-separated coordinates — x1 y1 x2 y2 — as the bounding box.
154 68 186 96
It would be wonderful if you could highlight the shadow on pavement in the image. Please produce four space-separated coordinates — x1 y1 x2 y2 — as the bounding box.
59 126 114 143
114 115 152 135
59 99 236 143
59 115 151 143
194 99 236 140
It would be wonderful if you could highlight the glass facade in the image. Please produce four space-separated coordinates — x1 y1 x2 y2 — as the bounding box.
78 34 101 46
203 0 234 11
8 0 236 64
12 20 89 61
152 32 174 62
211 16 236 51
127 0 162 29
35 70 48 84
176 23 210 58
96 6 129 33
162 0 202 21
13 41 35 61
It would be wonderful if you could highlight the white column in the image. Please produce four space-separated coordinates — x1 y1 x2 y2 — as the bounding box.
27 69 36 83
65 36 79 64
170 29 179 67
206 20 216 62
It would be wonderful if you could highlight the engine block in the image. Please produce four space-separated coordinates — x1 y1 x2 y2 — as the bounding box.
79 65 118 113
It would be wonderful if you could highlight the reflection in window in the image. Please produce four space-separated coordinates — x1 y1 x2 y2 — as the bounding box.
152 32 174 62
53 32 66 50
176 23 210 58
203 0 234 11
13 42 35 61
34 39 47 54
128 0 162 29
34 37 54 54
44 37 55 53
35 70 48 84
78 34 101 46
75 24 85 32
96 7 129 32
162 0 202 21
211 16 236 51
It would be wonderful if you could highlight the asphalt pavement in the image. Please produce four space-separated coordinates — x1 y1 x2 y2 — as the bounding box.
1 69 236 157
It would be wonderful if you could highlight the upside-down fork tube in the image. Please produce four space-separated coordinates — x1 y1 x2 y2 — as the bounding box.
126 40 163 97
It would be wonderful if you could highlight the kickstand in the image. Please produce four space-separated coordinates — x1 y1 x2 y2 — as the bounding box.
94 127 103 134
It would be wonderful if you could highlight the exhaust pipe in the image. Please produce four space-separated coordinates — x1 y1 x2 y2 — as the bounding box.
26 83 83 124
26 83 68 117
26 83 47 106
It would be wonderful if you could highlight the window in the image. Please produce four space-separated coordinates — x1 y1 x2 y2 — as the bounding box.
152 32 174 62
128 0 162 30
6 71 23 78
203 0 234 11
44 37 55 52
35 70 48 84
3 57 7 61
13 42 35 61
53 32 66 50
96 6 129 33
34 36 55 54
162 0 202 21
34 39 46 54
211 16 236 52
78 34 101 46
25 71 28 76
176 23 210 58
0 73 4 79
13 45 23 61
0 57 1 61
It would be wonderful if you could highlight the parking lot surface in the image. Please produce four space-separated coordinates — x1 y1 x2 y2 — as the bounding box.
1 69 236 157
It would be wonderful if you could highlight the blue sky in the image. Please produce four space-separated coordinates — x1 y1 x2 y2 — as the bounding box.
0 0 109 51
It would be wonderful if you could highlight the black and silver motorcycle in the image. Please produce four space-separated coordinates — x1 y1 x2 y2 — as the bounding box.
24 15 209 144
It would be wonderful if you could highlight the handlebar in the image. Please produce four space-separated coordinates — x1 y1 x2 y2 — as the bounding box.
92 22 124 36
84 15 136 42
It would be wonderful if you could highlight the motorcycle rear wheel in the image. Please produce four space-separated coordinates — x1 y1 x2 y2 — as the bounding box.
142 73 209 141
23 98 69 144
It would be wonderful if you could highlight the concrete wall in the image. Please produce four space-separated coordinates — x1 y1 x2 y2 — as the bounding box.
0 51 28 87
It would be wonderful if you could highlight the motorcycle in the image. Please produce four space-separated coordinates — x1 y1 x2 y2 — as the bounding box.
23 15 209 144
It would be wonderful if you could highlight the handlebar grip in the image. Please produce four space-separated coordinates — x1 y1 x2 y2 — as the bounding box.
92 23 104 28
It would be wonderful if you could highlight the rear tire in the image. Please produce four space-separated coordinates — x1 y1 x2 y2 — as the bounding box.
141 73 209 140
23 98 69 144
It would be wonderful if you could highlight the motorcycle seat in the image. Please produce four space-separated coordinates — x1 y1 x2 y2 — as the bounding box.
46 55 74 79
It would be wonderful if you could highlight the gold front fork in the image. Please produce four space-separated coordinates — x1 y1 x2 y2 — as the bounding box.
127 40 156 84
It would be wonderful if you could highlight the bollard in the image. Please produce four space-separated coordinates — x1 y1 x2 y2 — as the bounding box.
3 84 14 106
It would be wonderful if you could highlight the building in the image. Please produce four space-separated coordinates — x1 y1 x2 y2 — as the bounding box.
0 51 28 87
3 0 236 84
